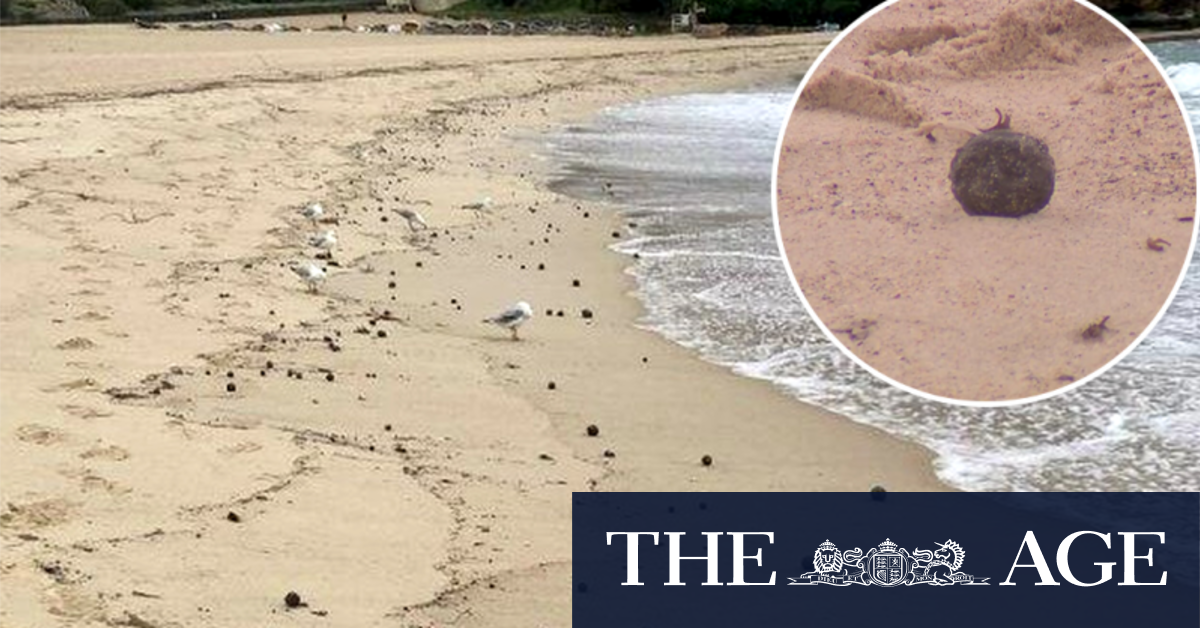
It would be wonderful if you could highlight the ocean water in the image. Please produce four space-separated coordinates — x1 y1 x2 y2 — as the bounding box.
546 41 1200 493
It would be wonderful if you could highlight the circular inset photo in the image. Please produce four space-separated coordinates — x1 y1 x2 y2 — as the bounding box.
773 0 1198 405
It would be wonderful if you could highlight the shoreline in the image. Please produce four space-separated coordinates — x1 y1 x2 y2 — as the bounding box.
0 29 947 627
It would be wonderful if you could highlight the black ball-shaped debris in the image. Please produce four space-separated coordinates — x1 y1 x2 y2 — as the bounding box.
701 454 713 467
284 591 302 608
225 382 237 393
870 485 888 501
586 424 599 437
949 110 1055 218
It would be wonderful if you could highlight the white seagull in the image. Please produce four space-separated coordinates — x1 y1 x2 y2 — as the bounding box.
301 202 325 226
484 301 533 340
309 229 337 252
290 261 326 293
392 208 428 232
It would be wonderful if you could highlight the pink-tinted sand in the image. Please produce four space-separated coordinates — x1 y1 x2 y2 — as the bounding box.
777 0 1197 402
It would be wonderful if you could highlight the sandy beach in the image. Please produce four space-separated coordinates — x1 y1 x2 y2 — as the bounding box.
0 24 948 627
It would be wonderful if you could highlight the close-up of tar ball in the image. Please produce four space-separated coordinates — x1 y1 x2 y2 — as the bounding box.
949 110 1056 217
774 0 1198 404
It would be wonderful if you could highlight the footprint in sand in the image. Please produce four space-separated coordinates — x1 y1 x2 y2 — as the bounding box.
79 474 128 495
79 444 130 461
0 498 78 529
15 423 69 446
55 337 96 350
74 311 110 322
218 441 263 455
59 404 113 419
60 467 129 495
46 582 106 623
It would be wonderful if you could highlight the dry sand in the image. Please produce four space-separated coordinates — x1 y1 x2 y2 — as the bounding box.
0 25 948 628
776 0 1198 403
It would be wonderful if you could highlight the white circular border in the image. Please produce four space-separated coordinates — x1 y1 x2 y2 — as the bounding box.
770 0 1200 408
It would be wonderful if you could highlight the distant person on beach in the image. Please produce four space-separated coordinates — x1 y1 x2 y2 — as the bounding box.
341 13 348 29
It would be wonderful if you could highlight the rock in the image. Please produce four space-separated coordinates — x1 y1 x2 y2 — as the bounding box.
949 110 1055 218
586 424 599 437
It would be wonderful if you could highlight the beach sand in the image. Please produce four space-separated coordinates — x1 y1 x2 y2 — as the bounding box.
776 0 1198 403
0 25 948 627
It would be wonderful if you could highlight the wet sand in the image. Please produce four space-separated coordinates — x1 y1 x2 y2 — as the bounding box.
0 25 949 628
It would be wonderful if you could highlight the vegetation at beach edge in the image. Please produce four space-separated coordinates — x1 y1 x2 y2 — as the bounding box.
1 0 1196 35
442 0 869 26
443 0 1194 29
0 0 872 23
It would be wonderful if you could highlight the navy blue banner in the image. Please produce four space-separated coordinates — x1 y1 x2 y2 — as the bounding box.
573 493 1199 627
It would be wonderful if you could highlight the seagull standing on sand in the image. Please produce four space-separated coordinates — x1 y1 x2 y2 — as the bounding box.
290 261 326 293
309 229 337 253
484 301 533 340
301 202 325 226
392 208 428 232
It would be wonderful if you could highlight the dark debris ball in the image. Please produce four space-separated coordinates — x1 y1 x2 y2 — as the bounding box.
949 110 1055 218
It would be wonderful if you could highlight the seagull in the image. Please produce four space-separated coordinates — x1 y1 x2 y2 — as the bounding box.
301 203 324 226
309 229 337 252
483 301 532 340
290 261 326 293
392 208 428 232
460 196 492 214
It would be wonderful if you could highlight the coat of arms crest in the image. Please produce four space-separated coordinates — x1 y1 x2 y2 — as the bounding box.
789 538 988 587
